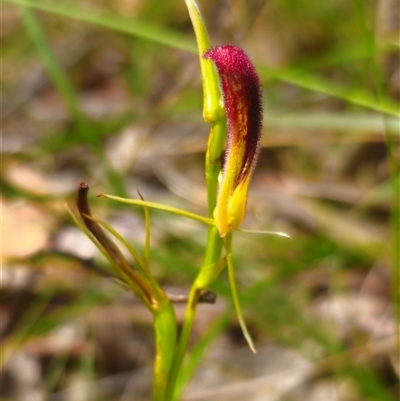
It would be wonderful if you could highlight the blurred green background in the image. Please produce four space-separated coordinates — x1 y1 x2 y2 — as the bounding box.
1 0 399 400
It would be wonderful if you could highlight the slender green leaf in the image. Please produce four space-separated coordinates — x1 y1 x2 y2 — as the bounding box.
6 0 197 52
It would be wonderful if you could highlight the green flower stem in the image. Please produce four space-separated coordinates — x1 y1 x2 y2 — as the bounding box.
164 285 200 401
163 2 228 399
184 0 225 123
153 301 178 401
184 0 226 217
165 227 224 401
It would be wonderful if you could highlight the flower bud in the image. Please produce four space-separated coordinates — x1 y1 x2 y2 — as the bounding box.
203 45 263 237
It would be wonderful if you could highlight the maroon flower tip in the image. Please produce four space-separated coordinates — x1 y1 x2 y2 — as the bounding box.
203 45 263 236
203 45 263 185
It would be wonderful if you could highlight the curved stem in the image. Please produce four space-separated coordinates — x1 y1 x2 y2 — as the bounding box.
164 285 201 401
164 226 224 401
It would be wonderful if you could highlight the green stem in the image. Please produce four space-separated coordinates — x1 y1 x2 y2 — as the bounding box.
184 0 225 123
164 286 200 401
153 300 178 401
164 226 223 401
164 3 227 399
165 108 226 397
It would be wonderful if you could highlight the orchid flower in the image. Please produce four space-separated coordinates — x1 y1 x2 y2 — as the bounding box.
203 45 263 238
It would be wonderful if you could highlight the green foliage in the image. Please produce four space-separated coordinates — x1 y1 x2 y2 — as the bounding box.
2 0 398 400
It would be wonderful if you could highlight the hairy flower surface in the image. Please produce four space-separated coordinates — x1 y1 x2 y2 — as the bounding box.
204 45 263 237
